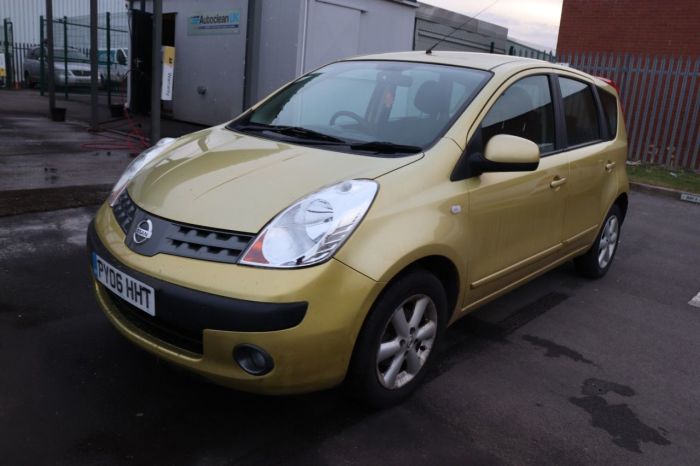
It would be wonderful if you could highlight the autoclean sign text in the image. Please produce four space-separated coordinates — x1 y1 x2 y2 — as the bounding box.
188 11 240 35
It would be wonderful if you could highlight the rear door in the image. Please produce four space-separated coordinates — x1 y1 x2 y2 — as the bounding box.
465 73 569 304
554 74 619 255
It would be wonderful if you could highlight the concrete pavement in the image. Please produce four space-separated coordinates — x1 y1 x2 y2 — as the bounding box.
0 111 133 215
0 89 205 216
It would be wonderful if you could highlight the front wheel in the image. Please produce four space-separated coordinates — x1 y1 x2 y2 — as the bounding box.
574 204 622 278
349 269 447 407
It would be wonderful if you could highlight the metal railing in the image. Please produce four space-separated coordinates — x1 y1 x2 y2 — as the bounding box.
1 12 129 106
38 13 129 104
560 51 700 170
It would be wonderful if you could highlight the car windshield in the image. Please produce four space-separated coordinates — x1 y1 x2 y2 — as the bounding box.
97 50 114 63
229 60 490 155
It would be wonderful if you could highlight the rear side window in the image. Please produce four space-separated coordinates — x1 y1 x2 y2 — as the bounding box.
598 88 618 139
559 77 600 146
481 75 556 154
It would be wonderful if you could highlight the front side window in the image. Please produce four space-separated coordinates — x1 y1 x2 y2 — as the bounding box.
559 77 600 146
481 75 556 154
230 60 490 155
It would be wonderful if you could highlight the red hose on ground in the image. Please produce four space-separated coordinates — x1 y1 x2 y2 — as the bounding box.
80 73 151 155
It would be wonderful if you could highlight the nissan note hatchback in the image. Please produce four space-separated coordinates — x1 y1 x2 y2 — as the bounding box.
87 52 629 406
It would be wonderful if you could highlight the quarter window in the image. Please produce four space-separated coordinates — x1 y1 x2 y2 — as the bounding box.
598 88 618 139
481 75 556 154
559 77 600 146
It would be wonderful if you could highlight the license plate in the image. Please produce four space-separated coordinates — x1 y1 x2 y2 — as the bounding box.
92 253 156 316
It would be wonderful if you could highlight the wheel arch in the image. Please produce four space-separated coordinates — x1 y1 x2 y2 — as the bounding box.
369 254 462 327
614 192 628 223
345 254 461 388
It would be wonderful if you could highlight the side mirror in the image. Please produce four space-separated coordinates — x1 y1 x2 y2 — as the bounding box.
469 134 540 174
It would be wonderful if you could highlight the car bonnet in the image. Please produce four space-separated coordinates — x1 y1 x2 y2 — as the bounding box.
127 125 422 233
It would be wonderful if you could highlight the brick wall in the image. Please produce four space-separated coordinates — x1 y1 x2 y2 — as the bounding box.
556 0 700 56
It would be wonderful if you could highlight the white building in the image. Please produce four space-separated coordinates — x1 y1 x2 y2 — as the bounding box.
136 0 418 125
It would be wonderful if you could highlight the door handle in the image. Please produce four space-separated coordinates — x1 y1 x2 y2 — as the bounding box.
605 161 616 172
550 176 567 189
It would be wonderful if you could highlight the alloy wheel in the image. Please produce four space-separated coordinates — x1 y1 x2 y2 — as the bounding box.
598 215 619 269
376 294 438 390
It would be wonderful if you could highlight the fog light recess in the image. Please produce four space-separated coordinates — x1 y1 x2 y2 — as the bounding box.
233 344 274 376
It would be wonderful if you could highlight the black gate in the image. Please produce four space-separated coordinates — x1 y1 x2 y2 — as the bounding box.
130 9 152 114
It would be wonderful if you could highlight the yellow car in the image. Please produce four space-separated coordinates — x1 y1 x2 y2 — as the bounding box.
87 52 628 406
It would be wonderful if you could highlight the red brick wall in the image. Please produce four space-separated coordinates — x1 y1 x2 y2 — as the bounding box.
556 0 700 56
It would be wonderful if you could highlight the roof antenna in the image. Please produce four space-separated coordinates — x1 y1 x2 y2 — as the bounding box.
426 0 501 55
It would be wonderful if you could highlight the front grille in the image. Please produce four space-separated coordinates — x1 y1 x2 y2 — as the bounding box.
71 70 90 76
107 289 203 355
113 191 255 264
113 191 137 233
162 225 254 262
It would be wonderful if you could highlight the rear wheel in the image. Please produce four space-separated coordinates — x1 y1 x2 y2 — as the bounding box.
349 269 447 407
574 204 622 278
25 71 36 88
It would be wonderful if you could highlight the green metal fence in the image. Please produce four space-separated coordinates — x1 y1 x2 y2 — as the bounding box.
1 18 15 88
1 12 128 104
37 12 129 104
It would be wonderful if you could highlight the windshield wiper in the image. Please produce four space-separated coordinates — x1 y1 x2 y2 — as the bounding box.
233 123 346 144
231 124 422 154
349 141 423 154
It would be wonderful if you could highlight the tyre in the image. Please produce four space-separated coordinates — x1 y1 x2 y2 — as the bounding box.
349 269 447 408
574 204 622 279
25 71 36 89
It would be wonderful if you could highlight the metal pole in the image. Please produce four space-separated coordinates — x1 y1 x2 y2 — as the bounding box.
89 0 98 130
106 12 111 106
39 15 45 95
63 16 68 99
150 0 162 143
46 0 56 112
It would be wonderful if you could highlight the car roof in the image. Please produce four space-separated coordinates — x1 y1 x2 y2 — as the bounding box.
344 51 606 89
345 50 579 74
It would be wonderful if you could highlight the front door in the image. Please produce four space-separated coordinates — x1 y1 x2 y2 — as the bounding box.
463 74 568 306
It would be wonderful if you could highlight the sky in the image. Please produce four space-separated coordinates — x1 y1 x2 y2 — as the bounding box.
420 0 563 51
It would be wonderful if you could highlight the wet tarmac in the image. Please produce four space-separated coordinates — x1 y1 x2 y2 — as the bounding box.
1 191 699 465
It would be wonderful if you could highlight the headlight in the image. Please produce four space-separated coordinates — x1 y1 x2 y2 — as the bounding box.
240 179 378 268
107 137 176 206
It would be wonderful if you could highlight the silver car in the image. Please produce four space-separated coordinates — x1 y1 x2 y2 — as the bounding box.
24 46 92 88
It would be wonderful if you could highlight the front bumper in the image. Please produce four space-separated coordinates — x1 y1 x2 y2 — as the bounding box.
87 203 383 394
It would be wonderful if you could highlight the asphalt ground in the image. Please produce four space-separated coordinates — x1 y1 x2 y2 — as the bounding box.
1 191 699 465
